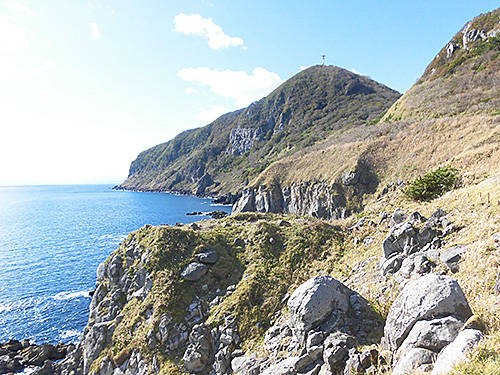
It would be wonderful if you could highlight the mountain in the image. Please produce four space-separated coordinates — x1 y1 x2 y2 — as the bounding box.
232 8 499 218
119 66 400 196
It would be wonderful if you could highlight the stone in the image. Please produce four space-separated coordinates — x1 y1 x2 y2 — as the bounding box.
440 245 467 273
181 262 208 281
196 250 219 265
287 276 351 340
33 360 55 375
306 331 324 350
396 316 463 358
495 270 500 295
18 344 57 366
381 254 405 275
492 233 500 248
432 329 483 374
261 356 300 375
322 332 356 373
392 348 436 375
384 274 472 351
391 209 408 226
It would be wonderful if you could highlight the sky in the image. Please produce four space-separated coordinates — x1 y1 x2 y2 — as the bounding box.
0 1 497 185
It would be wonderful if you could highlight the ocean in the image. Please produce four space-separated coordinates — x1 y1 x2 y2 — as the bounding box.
0 185 231 344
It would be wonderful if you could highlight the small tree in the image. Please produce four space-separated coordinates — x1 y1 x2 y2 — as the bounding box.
404 166 460 201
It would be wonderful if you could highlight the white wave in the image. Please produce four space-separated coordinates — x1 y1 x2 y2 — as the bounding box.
60 329 81 339
0 303 13 313
53 290 90 300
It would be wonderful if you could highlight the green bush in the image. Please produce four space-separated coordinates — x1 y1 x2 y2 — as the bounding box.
404 166 460 201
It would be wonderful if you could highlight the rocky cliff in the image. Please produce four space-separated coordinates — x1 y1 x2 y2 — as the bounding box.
119 66 400 196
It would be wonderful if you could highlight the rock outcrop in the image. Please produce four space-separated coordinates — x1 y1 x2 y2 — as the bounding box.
384 273 479 375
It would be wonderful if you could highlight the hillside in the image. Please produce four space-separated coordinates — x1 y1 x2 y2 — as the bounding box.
232 8 499 219
119 66 400 196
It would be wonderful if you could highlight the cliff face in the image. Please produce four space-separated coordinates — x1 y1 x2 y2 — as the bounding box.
233 156 378 219
119 66 400 196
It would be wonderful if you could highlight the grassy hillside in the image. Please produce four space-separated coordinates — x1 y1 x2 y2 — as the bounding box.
252 9 499 197
119 66 400 196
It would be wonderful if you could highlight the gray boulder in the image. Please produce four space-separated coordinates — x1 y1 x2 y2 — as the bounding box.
440 245 467 273
181 262 208 281
196 250 219 265
392 348 435 375
432 329 483 374
381 254 405 275
287 276 351 339
384 274 472 351
396 316 463 357
322 332 355 373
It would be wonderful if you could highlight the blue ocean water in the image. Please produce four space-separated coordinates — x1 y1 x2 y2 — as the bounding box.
0 185 231 344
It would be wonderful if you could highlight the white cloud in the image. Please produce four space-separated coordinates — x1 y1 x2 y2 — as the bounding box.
185 87 198 94
348 67 362 75
89 22 101 40
174 13 245 50
196 105 229 123
3 1 35 15
300 65 311 71
177 67 283 107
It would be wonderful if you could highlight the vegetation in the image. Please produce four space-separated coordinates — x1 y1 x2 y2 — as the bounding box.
403 166 460 201
120 66 400 195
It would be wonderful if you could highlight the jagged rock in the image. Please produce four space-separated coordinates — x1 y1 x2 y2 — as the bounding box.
395 316 463 360
381 254 405 275
495 270 500 295
384 274 472 351
440 245 467 273
181 262 208 281
287 276 351 340
32 360 54 375
392 348 435 375
344 347 378 375
322 332 356 373
18 344 59 366
231 355 259 374
0 355 23 373
196 250 219 265
390 209 408 227
261 356 301 375
432 329 483 375
183 324 213 373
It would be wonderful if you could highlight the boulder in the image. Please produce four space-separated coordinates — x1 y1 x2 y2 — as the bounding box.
384 274 472 351
381 254 405 275
322 332 355 373
432 329 483 374
196 250 219 265
392 348 435 375
18 344 56 366
396 316 463 359
440 245 467 273
181 262 208 281
288 276 351 339
261 357 300 375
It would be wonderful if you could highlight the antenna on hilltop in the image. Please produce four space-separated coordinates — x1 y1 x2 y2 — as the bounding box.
321 54 326 66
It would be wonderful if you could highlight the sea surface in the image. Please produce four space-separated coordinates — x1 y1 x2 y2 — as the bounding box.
0 185 231 344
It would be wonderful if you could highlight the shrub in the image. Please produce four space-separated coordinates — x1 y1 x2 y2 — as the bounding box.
404 166 460 201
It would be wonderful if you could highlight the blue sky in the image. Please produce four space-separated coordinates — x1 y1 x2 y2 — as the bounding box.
0 0 497 185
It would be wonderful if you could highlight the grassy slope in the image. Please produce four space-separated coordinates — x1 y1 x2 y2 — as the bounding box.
120 66 399 195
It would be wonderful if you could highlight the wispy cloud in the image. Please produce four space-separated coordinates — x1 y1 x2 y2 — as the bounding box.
3 1 35 15
177 67 283 107
89 22 101 40
173 13 245 50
